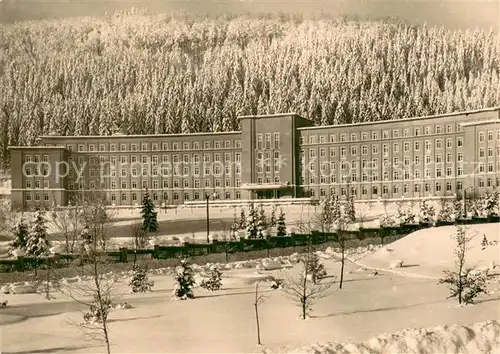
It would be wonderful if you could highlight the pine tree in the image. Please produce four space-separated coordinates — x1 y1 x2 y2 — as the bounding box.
438 199 453 222
484 190 499 217
332 193 341 224
200 267 223 291
239 208 246 230
141 188 158 234
419 199 435 224
25 211 51 259
246 204 259 239
257 204 267 238
9 218 29 254
269 205 277 228
173 258 195 300
276 208 287 236
345 189 356 223
128 265 154 293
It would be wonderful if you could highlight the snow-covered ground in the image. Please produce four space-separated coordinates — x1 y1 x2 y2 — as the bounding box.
1 224 499 353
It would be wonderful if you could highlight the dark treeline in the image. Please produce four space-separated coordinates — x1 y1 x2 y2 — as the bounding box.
0 10 499 169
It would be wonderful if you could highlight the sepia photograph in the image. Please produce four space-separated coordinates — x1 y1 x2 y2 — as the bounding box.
0 0 499 353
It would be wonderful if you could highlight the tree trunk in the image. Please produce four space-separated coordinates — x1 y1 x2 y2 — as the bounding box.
254 302 261 345
339 239 345 289
254 284 262 345
92 254 111 354
46 258 51 300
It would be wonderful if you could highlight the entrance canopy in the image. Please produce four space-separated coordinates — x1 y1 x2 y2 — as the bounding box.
240 183 289 190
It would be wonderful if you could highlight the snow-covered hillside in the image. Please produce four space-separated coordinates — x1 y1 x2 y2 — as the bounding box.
278 320 500 354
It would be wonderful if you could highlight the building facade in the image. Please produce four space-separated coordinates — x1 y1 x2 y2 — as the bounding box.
9 106 500 210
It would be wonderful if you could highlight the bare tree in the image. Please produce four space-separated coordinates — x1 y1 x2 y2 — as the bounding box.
254 281 268 345
283 255 335 319
130 222 150 249
336 216 351 290
438 226 487 305
61 193 116 354
49 196 85 253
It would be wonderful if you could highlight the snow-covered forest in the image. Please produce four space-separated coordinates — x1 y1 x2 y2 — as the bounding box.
0 10 499 169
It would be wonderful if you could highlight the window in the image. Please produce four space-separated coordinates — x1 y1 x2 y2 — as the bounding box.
393 129 400 138
121 181 127 189
340 134 346 142
479 132 485 142
350 133 357 141
435 183 442 192
425 126 431 135
193 142 200 150
274 133 280 149
341 148 347 158
183 142 190 150
457 137 463 147
372 145 379 154
361 132 368 141
329 134 336 142
393 143 399 153
362 145 368 155
446 138 452 148
319 135 326 144
479 148 485 158
404 142 410 152
488 131 493 141
215 141 221 150
320 148 326 158
372 186 378 195
457 166 463 176
350 146 357 156
235 140 241 149
436 139 442 149
488 147 493 157
446 153 452 163
403 128 410 137
383 144 389 155
458 152 463 162
372 132 378 140
382 131 389 139
204 141 210 150
309 135 316 144
415 184 421 193
415 127 421 136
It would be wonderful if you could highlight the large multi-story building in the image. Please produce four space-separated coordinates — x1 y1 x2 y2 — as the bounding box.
9 106 500 210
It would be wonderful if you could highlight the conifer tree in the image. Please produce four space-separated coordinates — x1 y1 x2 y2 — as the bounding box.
173 258 195 300
239 208 247 230
141 188 158 234
200 267 223 291
9 217 29 255
332 193 341 224
246 204 259 239
128 265 154 293
257 204 267 238
269 205 277 228
276 208 287 237
25 211 51 259
419 199 435 224
345 189 356 223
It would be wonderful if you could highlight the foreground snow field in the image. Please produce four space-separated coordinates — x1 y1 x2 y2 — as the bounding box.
1 224 500 353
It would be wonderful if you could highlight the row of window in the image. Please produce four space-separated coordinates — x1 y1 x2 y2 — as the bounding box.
256 133 280 150
302 155 500 171
301 164 499 184
303 138 469 160
24 190 243 203
63 139 242 153
301 124 470 145
65 178 244 190
308 179 499 198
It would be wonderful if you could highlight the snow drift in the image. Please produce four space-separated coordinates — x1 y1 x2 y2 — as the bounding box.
280 320 500 354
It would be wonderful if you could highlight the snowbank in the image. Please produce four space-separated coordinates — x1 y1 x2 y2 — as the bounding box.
279 320 500 354
359 223 500 278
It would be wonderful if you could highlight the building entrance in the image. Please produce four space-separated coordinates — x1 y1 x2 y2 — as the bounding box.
256 190 280 199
